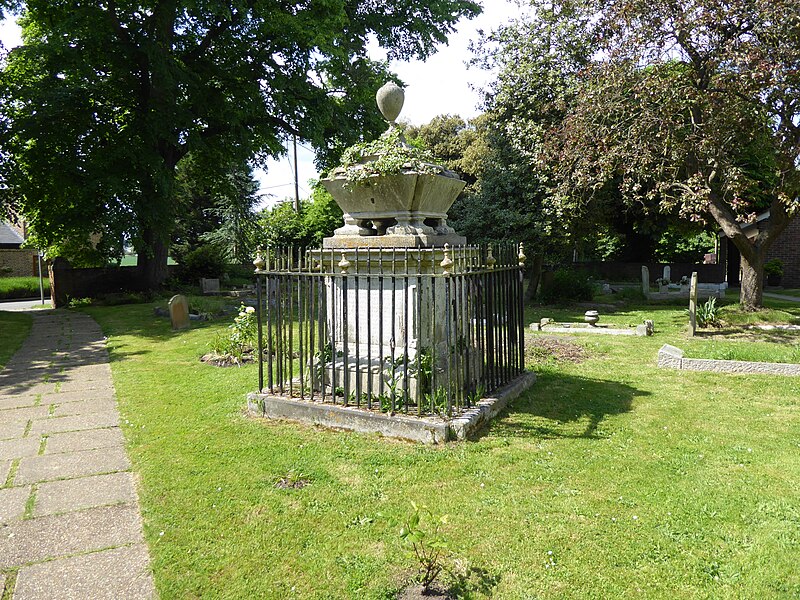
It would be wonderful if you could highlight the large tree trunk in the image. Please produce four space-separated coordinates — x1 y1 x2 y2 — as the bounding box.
738 249 765 310
138 227 170 289
525 254 545 302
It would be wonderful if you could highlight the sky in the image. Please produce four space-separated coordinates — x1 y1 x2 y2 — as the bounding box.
0 2 524 207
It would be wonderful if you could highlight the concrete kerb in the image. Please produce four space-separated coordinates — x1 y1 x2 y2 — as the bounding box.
247 371 537 444
657 344 800 376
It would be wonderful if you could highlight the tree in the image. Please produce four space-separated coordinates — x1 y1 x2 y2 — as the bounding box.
172 155 260 265
256 183 342 249
0 0 480 287
516 0 799 309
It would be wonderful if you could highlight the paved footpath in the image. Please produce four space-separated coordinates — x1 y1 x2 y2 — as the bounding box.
0 309 156 599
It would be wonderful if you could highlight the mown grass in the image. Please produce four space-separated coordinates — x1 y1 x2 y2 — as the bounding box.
0 276 49 300
0 311 32 368
85 295 800 599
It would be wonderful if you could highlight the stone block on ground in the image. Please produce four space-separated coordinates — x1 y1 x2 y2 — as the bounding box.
15 446 130 485
0 436 41 461
52 399 118 417
0 485 31 523
30 411 120 435
0 405 50 423
0 504 144 569
14 544 156 600
44 427 125 454
0 422 27 441
35 472 137 516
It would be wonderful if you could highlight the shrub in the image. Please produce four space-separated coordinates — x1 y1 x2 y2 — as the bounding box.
539 269 594 304
764 259 783 278
176 244 227 281
694 297 720 328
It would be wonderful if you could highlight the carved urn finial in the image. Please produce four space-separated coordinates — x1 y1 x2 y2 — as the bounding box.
376 82 405 124
486 244 496 270
253 247 265 272
518 243 527 267
440 243 454 275
338 252 352 274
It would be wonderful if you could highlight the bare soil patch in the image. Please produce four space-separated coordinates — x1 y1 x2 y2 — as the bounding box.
525 335 588 364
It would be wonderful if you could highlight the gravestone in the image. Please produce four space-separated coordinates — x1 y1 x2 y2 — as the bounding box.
688 272 698 336
641 266 650 296
200 278 220 295
663 265 671 283
168 294 190 330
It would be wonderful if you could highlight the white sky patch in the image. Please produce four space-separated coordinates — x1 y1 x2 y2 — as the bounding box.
1 2 525 209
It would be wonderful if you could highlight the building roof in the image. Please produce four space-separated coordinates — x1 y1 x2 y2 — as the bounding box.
0 221 25 247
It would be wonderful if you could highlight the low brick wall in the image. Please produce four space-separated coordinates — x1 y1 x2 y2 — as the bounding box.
658 344 800 376
48 258 178 308
0 249 38 277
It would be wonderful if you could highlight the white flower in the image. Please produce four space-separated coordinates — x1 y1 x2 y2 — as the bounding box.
245 306 255 314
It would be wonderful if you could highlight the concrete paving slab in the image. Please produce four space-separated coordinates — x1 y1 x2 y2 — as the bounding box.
0 437 40 461
0 485 31 523
44 427 125 454
0 504 144 569
15 544 156 599
52 399 118 417
0 395 39 410
57 380 115 394
0 422 26 441
16 447 130 485
0 460 10 484
0 383 56 397
35 472 136 516
0 405 50 423
30 410 119 435
59 364 113 381
40 389 115 405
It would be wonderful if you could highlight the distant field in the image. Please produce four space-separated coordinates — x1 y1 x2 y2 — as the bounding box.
0 276 49 300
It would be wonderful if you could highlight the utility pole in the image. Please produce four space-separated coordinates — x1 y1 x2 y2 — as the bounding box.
293 134 300 213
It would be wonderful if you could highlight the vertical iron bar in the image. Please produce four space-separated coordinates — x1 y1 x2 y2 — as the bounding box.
267 275 274 393
330 248 338 404
430 256 437 415
445 271 453 416
416 247 422 414
367 250 373 410
342 259 350 405
257 273 263 393
403 249 409 413
354 247 361 407
390 248 397 412
378 251 385 403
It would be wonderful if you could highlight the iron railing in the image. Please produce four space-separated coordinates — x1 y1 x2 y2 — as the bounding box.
254 243 525 417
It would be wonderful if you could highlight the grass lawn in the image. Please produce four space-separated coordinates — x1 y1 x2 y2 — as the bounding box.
765 288 800 298
0 311 32 369
84 295 800 599
0 276 49 300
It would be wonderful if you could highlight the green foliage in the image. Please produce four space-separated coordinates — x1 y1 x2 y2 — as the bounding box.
67 297 93 309
209 304 257 361
695 297 720 328
764 259 784 278
172 156 260 265
654 229 716 264
256 185 342 249
397 502 450 593
539 269 594 304
0 276 49 300
176 244 228 282
335 128 441 185
0 0 481 285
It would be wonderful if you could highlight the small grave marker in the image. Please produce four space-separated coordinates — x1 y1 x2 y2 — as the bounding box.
641 266 650 297
688 272 698 336
663 265 671 282
200 278 220 295
168 294 190 330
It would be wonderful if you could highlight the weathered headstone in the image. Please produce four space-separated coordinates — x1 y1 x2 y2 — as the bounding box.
200 278 220 295
688 272 698 336
168 294 190 330
641 266 650 296
663 265 671 283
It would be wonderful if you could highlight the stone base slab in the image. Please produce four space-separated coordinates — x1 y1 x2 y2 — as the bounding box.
323 233 467 249
657 344 800 376
247 371 536 444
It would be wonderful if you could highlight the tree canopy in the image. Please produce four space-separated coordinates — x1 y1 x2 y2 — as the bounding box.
483 0 799 308
0 0 480 285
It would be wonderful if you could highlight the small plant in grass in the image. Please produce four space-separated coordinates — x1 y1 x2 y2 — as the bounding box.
67 297 93 308
398 502 450 594
694 297 720 328
208 304 257 362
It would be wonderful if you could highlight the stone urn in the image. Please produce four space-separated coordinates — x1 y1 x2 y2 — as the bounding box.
321 82 466 243
584 310 599 326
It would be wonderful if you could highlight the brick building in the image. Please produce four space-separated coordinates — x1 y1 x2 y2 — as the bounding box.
721 212 800 288
0 220 38 277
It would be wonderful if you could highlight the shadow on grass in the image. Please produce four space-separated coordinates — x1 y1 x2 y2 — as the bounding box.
484 371 648 440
